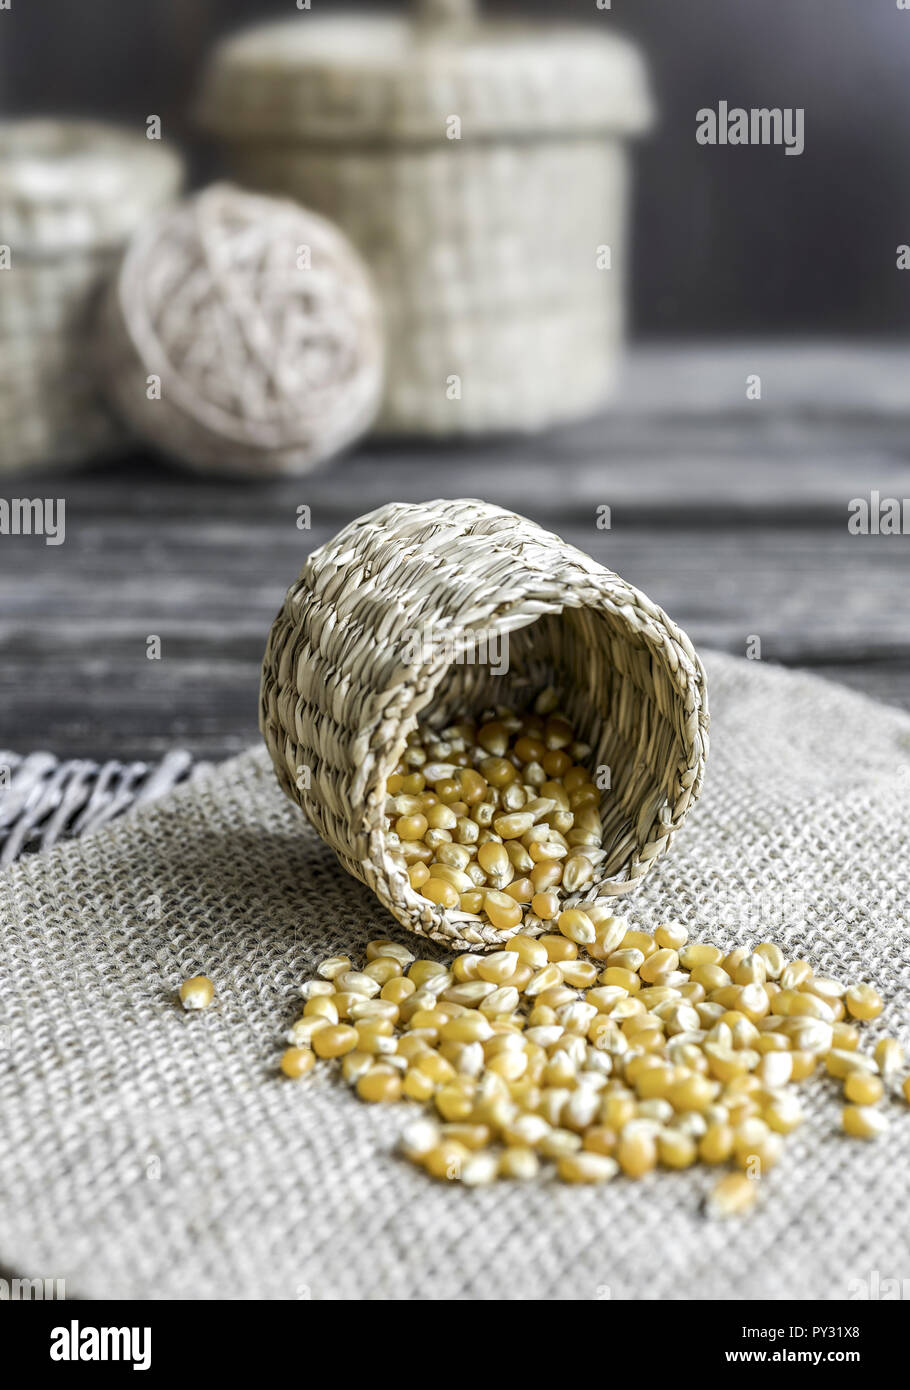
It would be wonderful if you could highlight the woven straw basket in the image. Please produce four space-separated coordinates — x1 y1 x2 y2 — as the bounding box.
0 119 182 474
199 0 652 437
260 499 709 950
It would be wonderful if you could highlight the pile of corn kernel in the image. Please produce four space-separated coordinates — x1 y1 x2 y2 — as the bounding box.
281 923 910 1211
382 693 604 933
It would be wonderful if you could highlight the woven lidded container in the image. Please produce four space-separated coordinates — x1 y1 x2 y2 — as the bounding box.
260 499 709 949
0 119 182 474
199 1 652 437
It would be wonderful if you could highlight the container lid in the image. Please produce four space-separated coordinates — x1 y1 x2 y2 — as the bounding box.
0 119 184 257
199 1 652 145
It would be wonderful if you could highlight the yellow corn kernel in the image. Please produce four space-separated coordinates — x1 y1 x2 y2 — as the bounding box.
689 963 732 991
842 1104 888 1139
844 1072 884 1105
667 1074 718 1111
412 1050 455 1084
845 984 884 1021
825 1048 878 1080
601 1094 638 1130
435 1082 476 1121
526 891 557 922
640 948 679 984
396 813 428 841
754 942 785 979
440 1014 493 1044
616 1128 657 1178
178 976 214 1011
655 922 688 951
280 1046 315 1079
707 1172 759 1218
498 1146 540 1180
557 1152 618 1184
699 1122 735 1164
582 1126 618 1156
303 995 339 1023
311 1024 360 1059
556 909 596 946
483 890 523 930
599 967 641 994
477 950 520 984
874 1037 903 1078
559 959 599 988
380 976 416 1005
763 1093 803 1134
831 1021 860 1051
679 943 723 969
788 1050 818 1081
505 933 549 968
402 1068 436 1101
422 877 460 909
423 1140 470 1181
658 1129 697 1169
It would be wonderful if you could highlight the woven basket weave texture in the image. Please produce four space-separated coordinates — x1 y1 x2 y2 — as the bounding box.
0 119 183 474
260 499 709 948
1 653 908 1300
199 9 652 435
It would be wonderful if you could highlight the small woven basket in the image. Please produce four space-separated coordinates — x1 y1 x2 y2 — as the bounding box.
260 499 709 949
0 119 183 474
199 0 652 437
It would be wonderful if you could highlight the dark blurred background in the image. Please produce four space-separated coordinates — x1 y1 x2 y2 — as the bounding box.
1 0 908 338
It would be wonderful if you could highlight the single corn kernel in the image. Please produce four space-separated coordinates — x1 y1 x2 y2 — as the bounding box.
844 1072 884 1105
874 1037 903 1078
616 1127 658 1179
557 1152 618 1184
477 841 511 880
422 877 460 910
599 966 640 994
707 1172 759 1218
844 984 883 1021
530 891 559 921
483 891 523 931
842 1104 888 1139
423 1140 470 1181
557 909 596 946
303 996 339 1023
498 1146 540 1181
506 933 549 968
357 1067 402 1103
655 922 688 951
311 1024 360 1059
178 976 214 1011
396 813 428 841
825 1048 878 1080
280 1046 315 1079
640 948 679 984
658 1129 697 1169
699 1122 735 1165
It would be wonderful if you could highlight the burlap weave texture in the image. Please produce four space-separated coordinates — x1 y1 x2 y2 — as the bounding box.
1 651 908 1300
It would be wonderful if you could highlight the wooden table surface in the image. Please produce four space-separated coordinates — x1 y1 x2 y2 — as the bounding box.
2 342 909 763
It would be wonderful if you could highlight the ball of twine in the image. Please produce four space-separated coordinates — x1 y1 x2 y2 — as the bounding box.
102 183 384 477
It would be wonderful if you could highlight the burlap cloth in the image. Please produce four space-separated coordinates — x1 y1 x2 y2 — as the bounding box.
2 651 909 1301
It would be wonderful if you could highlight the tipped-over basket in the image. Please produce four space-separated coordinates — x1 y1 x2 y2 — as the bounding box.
260 499 709 949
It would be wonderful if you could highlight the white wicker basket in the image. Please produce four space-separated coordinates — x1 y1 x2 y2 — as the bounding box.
199 1 652 437
260 499 709 950
0 119 183 474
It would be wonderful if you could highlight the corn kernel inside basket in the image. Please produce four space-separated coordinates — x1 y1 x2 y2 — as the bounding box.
383 690 609 933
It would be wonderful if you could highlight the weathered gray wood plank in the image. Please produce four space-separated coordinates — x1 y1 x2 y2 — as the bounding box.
2 345 909 761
